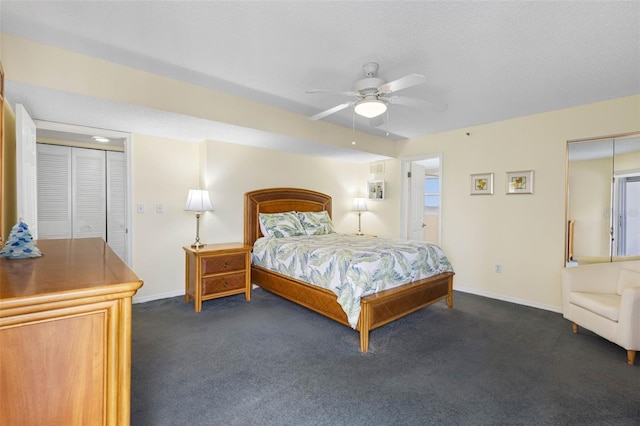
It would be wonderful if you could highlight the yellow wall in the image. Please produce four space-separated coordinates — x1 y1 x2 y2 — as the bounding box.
396 95 640 311
130 134 200 299
130 136 373 301
133 96 638 307
3 32 640 311
200 140 371 246
1 33 394 158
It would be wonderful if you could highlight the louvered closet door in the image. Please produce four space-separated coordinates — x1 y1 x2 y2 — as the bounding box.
73 148 106 239
107 151 126 259
36 144 72 238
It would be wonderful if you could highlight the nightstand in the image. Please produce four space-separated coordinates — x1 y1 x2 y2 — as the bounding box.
183 243 251 312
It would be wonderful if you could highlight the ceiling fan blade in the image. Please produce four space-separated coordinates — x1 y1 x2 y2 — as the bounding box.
306 89 357 97
378 74 426 94
307 102 353 121
387 95 448 112
368 115 385 128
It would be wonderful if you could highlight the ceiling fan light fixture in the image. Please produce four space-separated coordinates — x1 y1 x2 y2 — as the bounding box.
354 98 387 118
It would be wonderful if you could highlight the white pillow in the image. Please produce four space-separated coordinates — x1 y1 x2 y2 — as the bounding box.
616 269 640 295
297 211 336 235
258 212 305 238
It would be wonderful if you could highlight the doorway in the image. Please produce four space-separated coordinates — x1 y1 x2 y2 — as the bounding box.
21 115 133 264
614 173 640 256
401 154 442 245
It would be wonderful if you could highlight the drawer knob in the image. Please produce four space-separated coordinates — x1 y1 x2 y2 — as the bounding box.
223 281 228 287
224 262 229 268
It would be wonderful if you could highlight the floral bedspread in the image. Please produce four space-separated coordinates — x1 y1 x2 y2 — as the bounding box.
252 234 453 328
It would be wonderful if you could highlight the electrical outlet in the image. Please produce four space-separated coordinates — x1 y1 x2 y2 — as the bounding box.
137 203 145 213
495 264 502 273
156 203 164 213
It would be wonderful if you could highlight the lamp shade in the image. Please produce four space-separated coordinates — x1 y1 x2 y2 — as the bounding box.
354 98 387 118
352 197 368 212
184 189 213 212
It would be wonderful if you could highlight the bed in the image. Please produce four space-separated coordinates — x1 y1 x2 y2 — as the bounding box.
244 187 455 352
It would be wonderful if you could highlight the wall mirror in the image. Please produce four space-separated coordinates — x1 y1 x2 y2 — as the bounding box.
566 132 640 265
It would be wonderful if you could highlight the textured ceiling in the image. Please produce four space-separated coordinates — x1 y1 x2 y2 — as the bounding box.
2 1 639 161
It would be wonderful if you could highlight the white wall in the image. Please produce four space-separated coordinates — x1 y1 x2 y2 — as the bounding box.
395 95 640 311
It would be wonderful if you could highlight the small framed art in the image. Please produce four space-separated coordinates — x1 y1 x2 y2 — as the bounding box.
470 173 493 195
506 170 534 194
368 180 385 200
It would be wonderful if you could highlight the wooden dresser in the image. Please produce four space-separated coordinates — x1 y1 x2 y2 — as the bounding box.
0 238 143 426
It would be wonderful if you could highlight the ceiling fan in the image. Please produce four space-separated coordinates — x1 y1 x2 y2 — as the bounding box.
306 62 446 126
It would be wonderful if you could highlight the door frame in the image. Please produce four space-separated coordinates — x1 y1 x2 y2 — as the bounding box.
400 153 443 244
33 120 133 265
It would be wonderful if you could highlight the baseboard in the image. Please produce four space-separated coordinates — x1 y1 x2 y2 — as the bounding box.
133 290 184 304
453 285 563 314
133 285 261 304
132 285 563 314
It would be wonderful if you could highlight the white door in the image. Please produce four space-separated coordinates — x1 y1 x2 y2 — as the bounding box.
16 104 38 238
36 144 72 238
107 151 127 259
408 162 426 241
73 148 106 239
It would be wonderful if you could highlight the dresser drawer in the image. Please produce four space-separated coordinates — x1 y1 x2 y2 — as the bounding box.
201 253 246 275
202 271 246 296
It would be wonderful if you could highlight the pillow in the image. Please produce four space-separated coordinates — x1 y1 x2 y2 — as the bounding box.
616 269 640 295
297 211 336 235
258 212 305 238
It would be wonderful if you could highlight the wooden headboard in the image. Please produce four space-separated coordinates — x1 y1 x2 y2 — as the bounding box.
244 188 332 246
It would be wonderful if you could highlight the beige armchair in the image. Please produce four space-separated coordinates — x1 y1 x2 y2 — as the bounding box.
561 260 640 365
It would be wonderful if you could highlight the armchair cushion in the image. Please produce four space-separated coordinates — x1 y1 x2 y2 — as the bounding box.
617 269 640 295
569 292 620 322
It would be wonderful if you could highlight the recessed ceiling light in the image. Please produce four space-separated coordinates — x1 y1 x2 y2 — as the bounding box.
92 136 110 143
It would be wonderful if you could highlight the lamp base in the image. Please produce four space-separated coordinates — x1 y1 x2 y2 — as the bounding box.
190 213 206 249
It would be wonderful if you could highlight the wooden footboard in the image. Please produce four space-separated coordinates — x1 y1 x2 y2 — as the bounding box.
252 265 454 352
358 272 454 351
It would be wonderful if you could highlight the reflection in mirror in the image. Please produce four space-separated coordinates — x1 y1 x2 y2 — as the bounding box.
613 137 640 257
566 133 640 266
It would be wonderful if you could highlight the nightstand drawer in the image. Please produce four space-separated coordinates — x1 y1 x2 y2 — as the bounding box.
202 271 246 295
201 253 246 275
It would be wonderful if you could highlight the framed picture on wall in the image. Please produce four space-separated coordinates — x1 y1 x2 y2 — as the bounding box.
506 170 534 194
470 173 494 195
368 180 385 200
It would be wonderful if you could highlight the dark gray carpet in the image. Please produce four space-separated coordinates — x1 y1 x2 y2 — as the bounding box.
131 289 640 426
